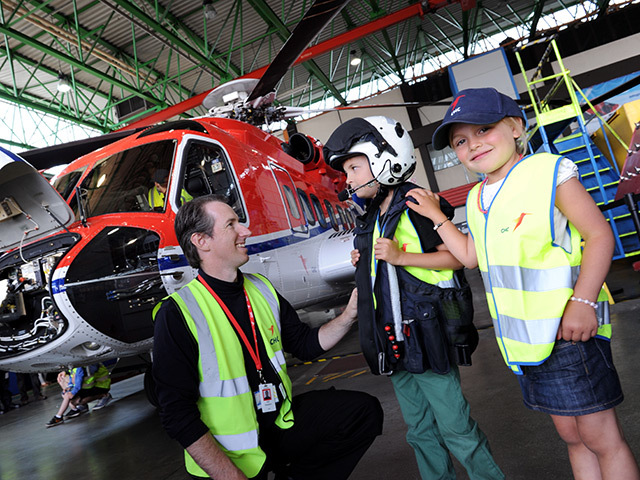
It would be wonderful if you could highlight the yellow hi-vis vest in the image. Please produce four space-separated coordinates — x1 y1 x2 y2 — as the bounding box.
83 364 111 389
71 364 111 390
154 273 294 478
466 153 610 375
372 209 458 295
148 185 165 208
148 186 193 208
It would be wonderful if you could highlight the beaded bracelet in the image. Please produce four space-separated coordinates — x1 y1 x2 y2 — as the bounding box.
569 296 598 309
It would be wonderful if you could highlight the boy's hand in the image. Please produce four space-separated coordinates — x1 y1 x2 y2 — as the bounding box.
405 188 446 223
374 238 404 266
557 300 598 342
350 249 360 266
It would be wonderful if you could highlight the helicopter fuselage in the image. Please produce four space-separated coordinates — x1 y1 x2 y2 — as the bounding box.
0 117 358 372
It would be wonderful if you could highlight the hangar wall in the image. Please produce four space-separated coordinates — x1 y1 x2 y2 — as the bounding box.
298 31 640 193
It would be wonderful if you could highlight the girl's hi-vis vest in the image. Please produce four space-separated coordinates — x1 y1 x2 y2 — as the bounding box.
466 153 610 375
154 273 294 478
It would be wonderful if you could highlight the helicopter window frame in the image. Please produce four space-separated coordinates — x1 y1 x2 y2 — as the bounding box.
336 205 349 230
324 200 339 231
310 194 327 229
296 189 316 226
281 184 301 221
178 138 246 223
52 167 87 201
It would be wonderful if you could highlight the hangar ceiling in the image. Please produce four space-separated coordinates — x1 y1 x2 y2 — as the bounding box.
0 0 624 139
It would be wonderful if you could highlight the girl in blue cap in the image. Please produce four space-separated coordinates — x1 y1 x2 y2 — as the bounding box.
407 87 639 479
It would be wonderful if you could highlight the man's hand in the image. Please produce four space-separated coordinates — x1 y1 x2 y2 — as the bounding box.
374 238 404 266
318 288 359 351
343 288 358 324
557 300 598 342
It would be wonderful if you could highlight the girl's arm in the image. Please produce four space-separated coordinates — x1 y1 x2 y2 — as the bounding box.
374 239 464 270
555 177 614 342
404 188 478 269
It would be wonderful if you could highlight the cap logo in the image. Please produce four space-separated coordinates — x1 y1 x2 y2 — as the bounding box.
450 94 465 116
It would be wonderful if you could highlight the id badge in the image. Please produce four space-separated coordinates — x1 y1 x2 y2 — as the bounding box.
257 383 277 413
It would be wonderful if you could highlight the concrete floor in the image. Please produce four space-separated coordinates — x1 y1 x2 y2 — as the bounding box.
1 262 640 480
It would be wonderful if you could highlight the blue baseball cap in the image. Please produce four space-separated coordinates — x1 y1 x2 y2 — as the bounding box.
432 87 524 150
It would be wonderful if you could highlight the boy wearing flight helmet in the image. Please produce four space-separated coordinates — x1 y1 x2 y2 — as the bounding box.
324 116 504 480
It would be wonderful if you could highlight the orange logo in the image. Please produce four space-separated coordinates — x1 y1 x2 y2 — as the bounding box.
513 213 531 231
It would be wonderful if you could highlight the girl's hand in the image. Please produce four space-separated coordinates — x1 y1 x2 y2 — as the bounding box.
405 188 446 222
350 249 360 267
557 300 598 342
374 238 404 266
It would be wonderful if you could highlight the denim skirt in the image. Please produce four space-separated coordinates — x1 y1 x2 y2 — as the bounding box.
517 337 624 416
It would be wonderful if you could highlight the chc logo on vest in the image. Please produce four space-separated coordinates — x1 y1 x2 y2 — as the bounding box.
501 212 531 234
268 325 280 345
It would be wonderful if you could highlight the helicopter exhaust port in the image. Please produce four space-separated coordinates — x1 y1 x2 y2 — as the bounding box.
282 133 321 166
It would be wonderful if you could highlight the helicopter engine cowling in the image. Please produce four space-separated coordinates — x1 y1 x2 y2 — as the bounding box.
317 229 356 283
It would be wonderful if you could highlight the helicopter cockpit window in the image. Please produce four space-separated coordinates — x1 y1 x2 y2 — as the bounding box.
310 194 327 229
182 141 245 222
74 140 176 217
324 200 339 231
53 168 86 200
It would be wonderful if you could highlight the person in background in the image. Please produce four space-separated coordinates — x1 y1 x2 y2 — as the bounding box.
148 168 193 209
18 372 47 405
0 370 21 414
45 363 113 428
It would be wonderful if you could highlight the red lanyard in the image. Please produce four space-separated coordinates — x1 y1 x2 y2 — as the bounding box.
197 275 264 380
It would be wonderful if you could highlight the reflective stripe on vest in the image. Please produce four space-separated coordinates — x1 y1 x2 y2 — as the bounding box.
163 273 293 478
466 153 610 374
90 364 111 389
177 286 252 399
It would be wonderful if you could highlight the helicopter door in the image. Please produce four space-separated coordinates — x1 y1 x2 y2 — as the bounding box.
268 162 308 235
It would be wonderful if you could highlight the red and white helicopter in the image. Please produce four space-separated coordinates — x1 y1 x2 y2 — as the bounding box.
0 0 361 380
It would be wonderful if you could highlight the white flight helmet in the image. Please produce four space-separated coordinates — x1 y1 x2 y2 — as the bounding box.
344 116 416 186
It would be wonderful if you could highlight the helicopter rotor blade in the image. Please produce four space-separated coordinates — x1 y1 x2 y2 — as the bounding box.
246 0 350 104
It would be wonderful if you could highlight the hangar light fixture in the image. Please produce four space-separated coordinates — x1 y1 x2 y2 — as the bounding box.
350 50 361 66
203 0 217 20
57 75 72 93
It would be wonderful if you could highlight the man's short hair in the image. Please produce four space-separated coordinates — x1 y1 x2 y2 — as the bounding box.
175 194 228 268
